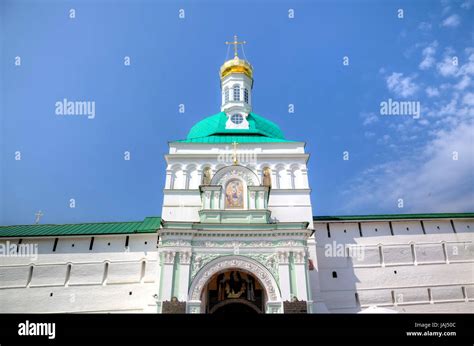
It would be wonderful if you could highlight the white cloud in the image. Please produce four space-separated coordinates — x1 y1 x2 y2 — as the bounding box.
426 86 440 97
455 75 471 90
442 14 461 27
376 134 391 145
340 121 474 213
463 92 474 106
386 72 419 98
418 22 432 31
361 112 378 126
437 56 459 77
364 131 375 138
419 41 438 70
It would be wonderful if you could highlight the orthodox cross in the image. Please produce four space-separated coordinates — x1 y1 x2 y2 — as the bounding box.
232 141 239 165
34 210 44 224
225 35 246 58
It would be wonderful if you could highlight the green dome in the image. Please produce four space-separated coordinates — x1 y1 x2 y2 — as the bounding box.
185 112 286 142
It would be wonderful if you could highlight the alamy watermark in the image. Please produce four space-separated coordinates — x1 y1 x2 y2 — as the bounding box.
217 145 257 165
380 98 420 119
18 320 55 339
324 241 365 261
55 98 95 119
0 241 38 261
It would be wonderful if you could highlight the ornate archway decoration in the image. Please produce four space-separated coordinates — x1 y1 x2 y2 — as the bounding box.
188 255 281 302
211 165 260 187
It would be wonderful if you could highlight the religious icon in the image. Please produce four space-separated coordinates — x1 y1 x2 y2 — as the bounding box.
201 167 212 185
225 179 243 208
226 271 246 299
262 167 272 188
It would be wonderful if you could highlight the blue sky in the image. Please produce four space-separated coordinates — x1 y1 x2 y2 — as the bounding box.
1 0 473 225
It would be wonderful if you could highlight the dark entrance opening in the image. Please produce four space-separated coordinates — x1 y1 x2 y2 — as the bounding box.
212 300 260 314
205 270 264 314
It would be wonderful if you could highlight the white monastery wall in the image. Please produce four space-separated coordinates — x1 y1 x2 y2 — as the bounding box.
311 219 474 313
0 234 159 313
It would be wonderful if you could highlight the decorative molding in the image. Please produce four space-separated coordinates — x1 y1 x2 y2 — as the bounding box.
293 251 306 264
189 255 280 302
163 251 176 265
212 166 260 187
278 251 290 264
194 240 274 248
190 253 222 280
246 253 279 282
179 251 192 265
276 240 305 247
162 240 192 247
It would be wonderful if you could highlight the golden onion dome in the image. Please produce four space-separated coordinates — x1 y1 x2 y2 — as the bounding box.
219 56 253 80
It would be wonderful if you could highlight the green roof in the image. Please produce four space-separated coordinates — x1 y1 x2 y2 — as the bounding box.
2 213 472 238
174 112 293 144
313 213 474 221
0 217 161 238
176 135 292 144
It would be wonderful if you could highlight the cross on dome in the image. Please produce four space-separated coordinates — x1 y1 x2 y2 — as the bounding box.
225 35 246 58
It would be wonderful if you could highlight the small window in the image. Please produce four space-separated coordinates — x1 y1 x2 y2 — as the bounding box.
244 88 249 103
394 270 397 274
406 227 409 231
332 271 337 278
233 85 240 101
224 87 229 103
125 236 130 248
231 113 244 124
375 228 378 232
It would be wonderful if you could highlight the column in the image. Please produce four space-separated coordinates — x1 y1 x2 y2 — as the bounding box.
300 168 309 188
204 191 211 209
293 250 308 301
165 169 173 189
278 251 291 301
178 251 191 301
258 191 265 209
160 251 175 301
213 190 220 209
182 170 189 189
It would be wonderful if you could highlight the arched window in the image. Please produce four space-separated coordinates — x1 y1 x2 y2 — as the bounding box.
244 88 249 103
224 87 229 103
233 85 240 101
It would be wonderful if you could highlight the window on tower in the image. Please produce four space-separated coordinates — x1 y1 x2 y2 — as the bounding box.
244 88 249 103
233 85 240 101
224 87 229 103
231 113 244 124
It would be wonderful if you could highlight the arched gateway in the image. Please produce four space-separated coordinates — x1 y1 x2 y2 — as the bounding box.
186 256 283 314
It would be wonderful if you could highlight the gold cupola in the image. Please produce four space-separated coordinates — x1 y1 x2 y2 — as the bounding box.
220 35 253 81
220 56 253 80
